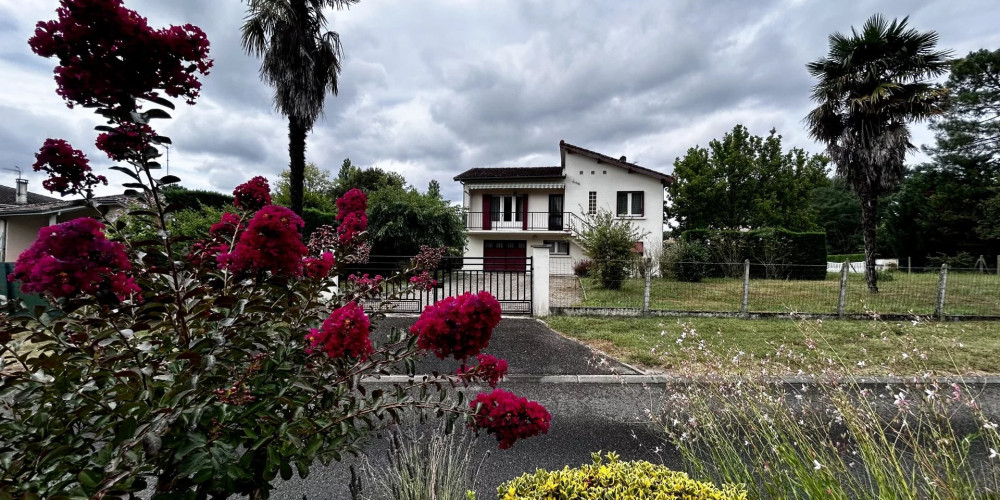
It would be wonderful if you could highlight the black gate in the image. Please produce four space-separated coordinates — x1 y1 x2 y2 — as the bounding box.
348 256 533 316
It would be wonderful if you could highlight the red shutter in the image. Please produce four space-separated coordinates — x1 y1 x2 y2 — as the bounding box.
522 195 529 230
483 195 492 230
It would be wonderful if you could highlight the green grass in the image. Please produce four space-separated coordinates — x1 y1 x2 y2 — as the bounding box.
578 270 1000 316
545 315 1000 375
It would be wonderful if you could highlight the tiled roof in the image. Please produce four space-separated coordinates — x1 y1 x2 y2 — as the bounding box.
0 185 61 206
560 141 674 184
454 166 564 181
0 187 130 216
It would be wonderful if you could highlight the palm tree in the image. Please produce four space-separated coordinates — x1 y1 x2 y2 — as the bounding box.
806 14 950 292
242 0 358 216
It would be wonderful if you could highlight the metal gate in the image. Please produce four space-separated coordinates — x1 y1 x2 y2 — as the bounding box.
352 256 533 315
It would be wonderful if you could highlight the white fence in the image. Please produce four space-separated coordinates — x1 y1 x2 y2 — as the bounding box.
826 259 899 274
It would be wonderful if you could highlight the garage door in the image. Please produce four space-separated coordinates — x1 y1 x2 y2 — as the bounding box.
484 240 527 271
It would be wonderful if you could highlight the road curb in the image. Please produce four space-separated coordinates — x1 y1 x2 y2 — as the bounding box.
361 374 1000 385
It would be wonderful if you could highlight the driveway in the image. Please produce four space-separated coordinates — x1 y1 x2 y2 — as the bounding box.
373 315 638 376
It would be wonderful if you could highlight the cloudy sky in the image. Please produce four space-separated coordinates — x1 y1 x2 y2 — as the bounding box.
1 0 998 203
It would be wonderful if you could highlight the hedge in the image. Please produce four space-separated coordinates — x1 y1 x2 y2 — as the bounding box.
161 186 234 209
681 227 827 280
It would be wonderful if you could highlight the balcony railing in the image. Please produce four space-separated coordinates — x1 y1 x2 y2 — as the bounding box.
465 212 586 232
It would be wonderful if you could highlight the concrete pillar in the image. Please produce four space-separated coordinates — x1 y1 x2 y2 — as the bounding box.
531 245 550 316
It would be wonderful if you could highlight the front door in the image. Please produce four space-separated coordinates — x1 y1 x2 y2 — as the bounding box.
484 240 527 271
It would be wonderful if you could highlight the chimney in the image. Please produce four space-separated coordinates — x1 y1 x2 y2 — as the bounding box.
619 155 627 162
15 178 28 204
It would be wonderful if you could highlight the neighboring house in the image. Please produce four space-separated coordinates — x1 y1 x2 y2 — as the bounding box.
453 140 673 273
0 179 128 262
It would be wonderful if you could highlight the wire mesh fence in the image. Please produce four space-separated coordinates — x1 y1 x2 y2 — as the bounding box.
561 260 1000 318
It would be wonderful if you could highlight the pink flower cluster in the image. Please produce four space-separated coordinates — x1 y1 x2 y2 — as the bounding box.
303 252 335 278
233 176 272 212
32 139 108 196
410 291 502 360
412 245 445 271
470 389 551 449
307 225 338 255
409 271 437 291
457 354 509 388
94 123 155 161
305 302 373 360
10 218 139 301
219 206 307 276
188 212 243 268
336 188 367 245
29 0 212 109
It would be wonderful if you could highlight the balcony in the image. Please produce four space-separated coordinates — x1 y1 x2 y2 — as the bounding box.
465 212 585 233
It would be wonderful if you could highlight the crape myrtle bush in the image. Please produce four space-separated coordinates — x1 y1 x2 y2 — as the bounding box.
0 1 550 498
682 228 828 280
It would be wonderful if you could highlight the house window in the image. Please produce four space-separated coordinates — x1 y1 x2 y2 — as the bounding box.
588 191 597 215
616 191 644 216
544 240 570 255
491 195 523 222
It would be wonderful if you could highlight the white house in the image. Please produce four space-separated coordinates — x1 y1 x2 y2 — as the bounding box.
453 140 673 274
0 179 127 262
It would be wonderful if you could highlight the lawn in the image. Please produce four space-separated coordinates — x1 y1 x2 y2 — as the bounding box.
544 315 1000 375
578 270 1000 316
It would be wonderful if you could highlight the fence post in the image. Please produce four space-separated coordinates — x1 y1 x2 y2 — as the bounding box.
908 256 911 275
531 245 550 317
642 270 652 315
935 263 948 320
837 261 849 318
740 259 750 318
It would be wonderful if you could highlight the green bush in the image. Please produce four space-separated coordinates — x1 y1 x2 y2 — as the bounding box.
301 207 337 240
574 210 646 290
662 240 710 282
498 452 746 500
682 228 827 280
926 251 978 269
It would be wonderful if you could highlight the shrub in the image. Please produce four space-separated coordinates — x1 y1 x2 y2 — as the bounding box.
926 251 977 269
0 3 550 497
499 452 746 499
574 210 647 290
356 425 483 500
573 258 594 277
661 240 710 282
682 227 827 280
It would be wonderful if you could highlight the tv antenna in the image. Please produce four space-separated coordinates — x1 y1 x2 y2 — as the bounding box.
3 166 22 180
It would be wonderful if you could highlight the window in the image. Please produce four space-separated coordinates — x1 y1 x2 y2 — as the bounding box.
616 191 644 216
491 195 523 222
588 191 597 215
544 240 569 255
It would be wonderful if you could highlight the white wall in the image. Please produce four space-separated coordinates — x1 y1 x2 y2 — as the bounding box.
563 154 665 259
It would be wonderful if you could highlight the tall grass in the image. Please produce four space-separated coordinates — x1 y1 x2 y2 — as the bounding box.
652 319 1000 499
355 424 486 500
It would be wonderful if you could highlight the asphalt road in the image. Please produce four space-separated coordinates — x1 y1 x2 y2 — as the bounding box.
373 316 639 376
269 316 654 499
271 382 672 500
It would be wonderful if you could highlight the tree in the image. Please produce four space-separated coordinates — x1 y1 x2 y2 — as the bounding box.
273 161 336 212
427 179 442 198
927 48 1000 176
241 0 357 216
806 14 950 292
366 186 466 255
574 210 647 290
666 124 828 234
810 176 863 255
331 164 406 199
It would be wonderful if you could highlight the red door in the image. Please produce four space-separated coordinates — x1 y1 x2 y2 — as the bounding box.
484 240 527 271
